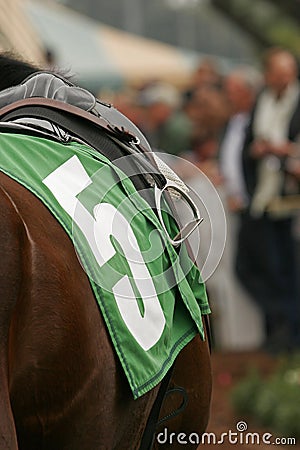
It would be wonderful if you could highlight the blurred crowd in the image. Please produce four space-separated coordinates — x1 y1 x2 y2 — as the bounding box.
101 48 300 354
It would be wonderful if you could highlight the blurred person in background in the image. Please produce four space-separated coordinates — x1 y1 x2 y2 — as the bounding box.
236 47 300 352
159 92 201 156
179 84 229 184
108 88 144 128
160 77 227 157
137 81 180 151
219 67 261 211
184 57 223 100
166 58 225 160
139 58 224 158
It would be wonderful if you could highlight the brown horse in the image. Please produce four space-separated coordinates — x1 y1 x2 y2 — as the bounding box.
0 56 211 450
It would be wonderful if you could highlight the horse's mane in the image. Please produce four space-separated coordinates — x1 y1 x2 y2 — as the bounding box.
0 53 39 91
0 53 75 93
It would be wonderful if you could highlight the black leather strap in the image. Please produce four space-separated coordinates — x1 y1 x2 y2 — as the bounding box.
139 367 174 450
0 104 161 198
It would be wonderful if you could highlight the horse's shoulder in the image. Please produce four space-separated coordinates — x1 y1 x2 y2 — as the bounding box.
0 171 60 241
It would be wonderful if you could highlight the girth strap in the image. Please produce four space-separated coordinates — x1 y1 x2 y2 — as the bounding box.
139 367 174 450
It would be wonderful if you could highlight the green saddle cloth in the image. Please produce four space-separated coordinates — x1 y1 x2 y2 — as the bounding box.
0 132 210 398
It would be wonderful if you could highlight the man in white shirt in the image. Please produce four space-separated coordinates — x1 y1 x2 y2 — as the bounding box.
237 48 300 352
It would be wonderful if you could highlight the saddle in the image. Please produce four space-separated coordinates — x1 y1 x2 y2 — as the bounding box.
0 72 171 199
0 71 149 148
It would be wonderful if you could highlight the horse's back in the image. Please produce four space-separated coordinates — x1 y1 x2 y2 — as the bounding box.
0 172 158 450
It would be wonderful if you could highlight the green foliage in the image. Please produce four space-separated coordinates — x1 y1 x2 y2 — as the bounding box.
212 0 300 55
268 23 300 54
231 354 300 439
